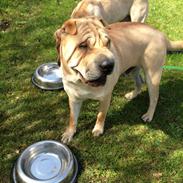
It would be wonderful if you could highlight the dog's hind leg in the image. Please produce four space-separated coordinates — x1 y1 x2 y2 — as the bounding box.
92 94 112 137
141 68 162 122
141 44 166 122
125 67 143 100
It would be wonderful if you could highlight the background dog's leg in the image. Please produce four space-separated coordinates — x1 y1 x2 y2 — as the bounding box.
62 99 83 143
130 0 148 23
125 67 143 100
92 94 112 137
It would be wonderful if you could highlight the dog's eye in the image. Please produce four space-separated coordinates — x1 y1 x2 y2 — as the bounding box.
79 42 88 49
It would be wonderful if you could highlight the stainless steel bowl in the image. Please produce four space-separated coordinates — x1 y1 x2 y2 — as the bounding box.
13 140 78 183
32 62 63 90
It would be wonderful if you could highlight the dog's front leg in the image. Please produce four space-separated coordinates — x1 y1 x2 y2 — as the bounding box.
92 94 112 137
62 98 82 143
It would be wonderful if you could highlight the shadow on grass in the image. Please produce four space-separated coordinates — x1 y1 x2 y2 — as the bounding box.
1 0 183 180
1 70 183 182
105 76 183 140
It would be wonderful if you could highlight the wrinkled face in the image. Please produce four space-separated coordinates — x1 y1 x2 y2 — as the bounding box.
55 17 114 87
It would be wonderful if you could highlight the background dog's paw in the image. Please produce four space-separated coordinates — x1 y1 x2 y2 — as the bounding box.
92 125 104 137
61 129 75 144
125 90 140 100
141 112 153 122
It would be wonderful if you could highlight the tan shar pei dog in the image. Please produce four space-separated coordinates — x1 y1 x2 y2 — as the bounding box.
55 17 183 143
71 0 148 23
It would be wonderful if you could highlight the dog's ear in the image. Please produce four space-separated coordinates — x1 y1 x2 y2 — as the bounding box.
60 20 79 63
54 20 78 64
62 19 77 35
54 28 62 66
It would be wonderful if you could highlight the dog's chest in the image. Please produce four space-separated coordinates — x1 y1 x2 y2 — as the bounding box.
63 81 107 100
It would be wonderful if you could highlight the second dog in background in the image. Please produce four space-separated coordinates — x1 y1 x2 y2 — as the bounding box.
71 0 148 23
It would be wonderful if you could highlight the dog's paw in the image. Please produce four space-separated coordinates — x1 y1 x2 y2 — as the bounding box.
141 112 153 122
61 129 75 144
125 90 140 100
92 125 104 137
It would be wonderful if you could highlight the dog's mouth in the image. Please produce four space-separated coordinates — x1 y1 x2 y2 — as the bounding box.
76 70 107 87
85 75 107 87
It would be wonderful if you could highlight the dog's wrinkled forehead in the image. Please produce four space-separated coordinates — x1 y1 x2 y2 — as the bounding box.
76 17 109 46
60 17 108 45
55 17 110 68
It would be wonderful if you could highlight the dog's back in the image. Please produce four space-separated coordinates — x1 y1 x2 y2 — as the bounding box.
71 0 147 23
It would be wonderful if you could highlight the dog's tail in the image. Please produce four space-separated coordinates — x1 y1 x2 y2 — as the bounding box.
167 40 183 53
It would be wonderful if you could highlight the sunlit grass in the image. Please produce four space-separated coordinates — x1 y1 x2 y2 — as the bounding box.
0 0 183 182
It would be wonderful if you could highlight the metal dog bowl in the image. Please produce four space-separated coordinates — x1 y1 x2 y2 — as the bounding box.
32 62 63 90
13 140 78 183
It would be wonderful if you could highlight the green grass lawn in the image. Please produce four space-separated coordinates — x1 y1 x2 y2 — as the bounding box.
0 0 183 182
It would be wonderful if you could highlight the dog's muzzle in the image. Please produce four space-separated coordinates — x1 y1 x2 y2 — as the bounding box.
85 58 114 87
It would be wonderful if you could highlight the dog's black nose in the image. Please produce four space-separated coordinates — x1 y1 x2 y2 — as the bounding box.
99 59 114 75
